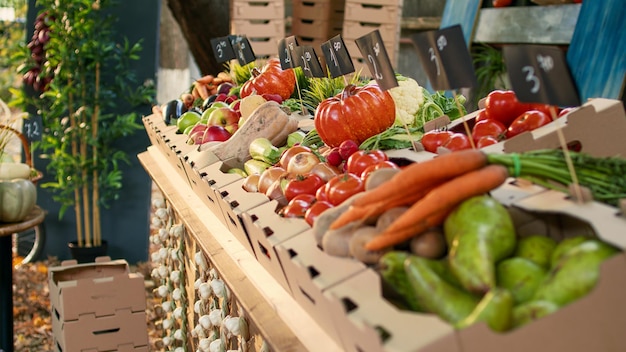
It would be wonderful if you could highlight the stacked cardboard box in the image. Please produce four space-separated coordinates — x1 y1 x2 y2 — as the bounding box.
49 257 148 352
291 0 346 51
342 0 404 75
231 0 285 57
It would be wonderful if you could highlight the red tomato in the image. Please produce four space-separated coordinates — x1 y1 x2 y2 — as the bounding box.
345 150 388 177
304 200 333 226
492 0 513 7
283 173 326 202
315 184 329 202
506 110 552 139
484 90 528 127
420 130 453 153
526 103 559 119
476 135 500 148
471 119 506 144
325 173 365 206
442 133 472 151
280 194 317 218
558 107 577 117
474 109 489 123
360 160 399 181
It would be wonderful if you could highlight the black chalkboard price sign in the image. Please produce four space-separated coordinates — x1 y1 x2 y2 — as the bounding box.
229 35 255 66
355 30 398 91
411 24 477 91
503 45 580 107
210 36 236 63
321 34 355 78
293 45 325 78
23 115 43 142
278 36 299 70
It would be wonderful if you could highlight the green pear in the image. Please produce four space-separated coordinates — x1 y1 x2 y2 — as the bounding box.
404 255 479 324
455 288 514 332
549 236 591 267
514 235 557 269
512 300 560 329
496 257 546 304
444 195 517 295
533 239 619 307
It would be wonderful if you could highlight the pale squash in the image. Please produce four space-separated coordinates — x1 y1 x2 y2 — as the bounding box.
0 179 37 222
0 162 32 180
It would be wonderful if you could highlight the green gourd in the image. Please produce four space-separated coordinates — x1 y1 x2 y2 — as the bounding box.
0 179 37 222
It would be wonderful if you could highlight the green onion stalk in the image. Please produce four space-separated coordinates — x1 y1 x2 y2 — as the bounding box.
487 149 626 207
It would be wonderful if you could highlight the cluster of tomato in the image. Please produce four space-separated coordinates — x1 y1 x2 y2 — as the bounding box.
421 90 568 153
246 140 399 226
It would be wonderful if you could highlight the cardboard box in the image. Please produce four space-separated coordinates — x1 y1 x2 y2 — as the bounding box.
231 0 284 20
53 308 149 352
344 2 402 24
274 229 368 348
241 200 311 292
188 160 243 226
180 148 223 191
322 185 626 352
49 258 146 322
449 98 626 158
292 17 344 40
232 18 286 38
141 114 165 148
217 180 270 256
293 0 345 21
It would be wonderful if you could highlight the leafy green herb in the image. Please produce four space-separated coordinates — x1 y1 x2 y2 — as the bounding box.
359 126 423 151
414 89 467 130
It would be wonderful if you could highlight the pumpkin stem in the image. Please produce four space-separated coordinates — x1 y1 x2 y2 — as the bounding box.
250 67 261 78
341 84 357 100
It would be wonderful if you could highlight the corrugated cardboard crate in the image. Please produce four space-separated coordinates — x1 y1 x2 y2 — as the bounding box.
293 0 345 21
247 36 281 57
241 200 311 292
322 184 626 352
344 1 402 24
49 258 146 323
448 98 626 158
53 308 149 352
292 17 344 39
188 160 243 227
141 114 165 148
232 18 286 38
217 179 270 257
274 229 368 349
231 0 284 20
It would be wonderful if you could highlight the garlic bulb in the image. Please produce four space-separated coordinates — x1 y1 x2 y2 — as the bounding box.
195 251 208 271
209 309 222 326
199 314 212 330
161 301 173 313
194 278 203 290
209 339 224 352
210 279 225 298
155 207 169 220
162 317 174 330
162 336 173 347
158 265 169 278
170 270 181 283
152 197 166 209
194 300 203 314
170 224 184 238
173 306 183 320
172 287 182 301
173 328 184 340
157 285 169 298
198 338 212 352
198 282 212 300
222 316 240 336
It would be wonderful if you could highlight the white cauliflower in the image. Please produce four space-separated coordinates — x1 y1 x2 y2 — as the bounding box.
387 76 425 126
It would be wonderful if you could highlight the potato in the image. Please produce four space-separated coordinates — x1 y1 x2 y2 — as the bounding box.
409 227 447 259
322 227 355 257
349 226 389 264
375 206 410 233
365 168 401 191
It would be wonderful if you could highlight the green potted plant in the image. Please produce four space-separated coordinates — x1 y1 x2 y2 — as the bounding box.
10 0 154 261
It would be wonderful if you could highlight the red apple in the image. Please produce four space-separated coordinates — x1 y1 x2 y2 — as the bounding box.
206 107 240 134
261 93 283 104
214 93 237 104
189 125 232 144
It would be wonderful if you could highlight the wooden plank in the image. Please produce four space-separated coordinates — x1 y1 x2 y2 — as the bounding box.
138 147 343 352
474 4 580 44
566 0 626 102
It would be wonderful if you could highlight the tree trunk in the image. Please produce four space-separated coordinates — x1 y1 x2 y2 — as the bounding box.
166 0 230 75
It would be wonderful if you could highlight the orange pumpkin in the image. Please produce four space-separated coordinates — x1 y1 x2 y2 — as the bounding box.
240 58 296 100
314 84 395 148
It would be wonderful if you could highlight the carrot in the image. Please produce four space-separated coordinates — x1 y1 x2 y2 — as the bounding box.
365 164 509 251
352 149 488 208
329 182 440 230
195 82 210 100
196 74 214 85
365 209 449 251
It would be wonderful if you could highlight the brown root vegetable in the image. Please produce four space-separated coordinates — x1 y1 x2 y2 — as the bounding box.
409 227 447 259
375 206 410 233
365 167 402 191
349 226 390 264
322 227 355 257
242 174 260 193
312 192 361 246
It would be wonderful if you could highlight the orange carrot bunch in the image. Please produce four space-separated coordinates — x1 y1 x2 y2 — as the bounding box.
191 71 233 101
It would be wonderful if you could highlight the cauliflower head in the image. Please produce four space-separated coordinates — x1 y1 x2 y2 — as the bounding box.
388 75 425 126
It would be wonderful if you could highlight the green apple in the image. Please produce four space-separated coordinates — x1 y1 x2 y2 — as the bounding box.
200 101 230 124
176 111 201 133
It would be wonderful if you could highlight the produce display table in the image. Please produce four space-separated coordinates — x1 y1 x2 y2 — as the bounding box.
138 146 343 352
0 206 45 352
